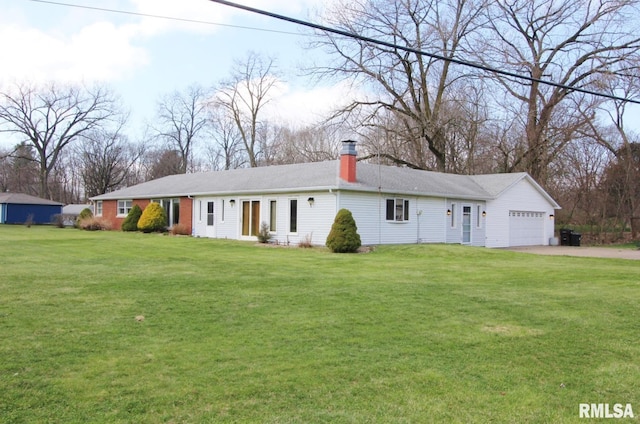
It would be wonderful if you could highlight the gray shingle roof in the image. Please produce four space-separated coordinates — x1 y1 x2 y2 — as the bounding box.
0 193 63 206
91 160 556 205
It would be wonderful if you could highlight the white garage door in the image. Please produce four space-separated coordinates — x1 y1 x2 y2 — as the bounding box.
509 211 545 246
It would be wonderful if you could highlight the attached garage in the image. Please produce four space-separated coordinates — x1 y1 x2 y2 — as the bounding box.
508 211 546 247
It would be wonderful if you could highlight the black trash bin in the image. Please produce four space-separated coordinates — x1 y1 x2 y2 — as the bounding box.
570 233 581 247
560 229 573 246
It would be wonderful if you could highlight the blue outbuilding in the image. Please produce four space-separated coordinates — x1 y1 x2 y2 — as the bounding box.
0 193 63 225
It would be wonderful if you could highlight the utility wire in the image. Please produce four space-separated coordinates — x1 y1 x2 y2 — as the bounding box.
26 0 301 36
208 0 640 105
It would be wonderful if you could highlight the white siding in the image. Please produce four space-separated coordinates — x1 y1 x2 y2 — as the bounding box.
485 179 555 248
444 199 487 246
338 192 457 245
192 197 240 240
191 192 337 246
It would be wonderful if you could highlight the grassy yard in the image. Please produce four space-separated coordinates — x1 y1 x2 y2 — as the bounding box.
1 226 639 423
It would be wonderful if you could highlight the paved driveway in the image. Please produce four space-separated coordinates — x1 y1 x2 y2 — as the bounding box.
507 246 640 260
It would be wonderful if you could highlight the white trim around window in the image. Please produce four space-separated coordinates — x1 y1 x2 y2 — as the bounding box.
117 200 133 217
385 198 410 222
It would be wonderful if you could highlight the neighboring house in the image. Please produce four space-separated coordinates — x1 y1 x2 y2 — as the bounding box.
61 204 92 226
0 193 63 225
91 141 560 248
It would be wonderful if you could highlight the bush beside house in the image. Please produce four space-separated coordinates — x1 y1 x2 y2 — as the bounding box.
121 204 143 232
326 209 361 253
137 203 167 233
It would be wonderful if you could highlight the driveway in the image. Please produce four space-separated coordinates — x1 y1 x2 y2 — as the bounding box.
507 245 640 260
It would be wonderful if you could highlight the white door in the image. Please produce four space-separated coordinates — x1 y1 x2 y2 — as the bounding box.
204 200 216 238
462 205 472 244
509 211 545 246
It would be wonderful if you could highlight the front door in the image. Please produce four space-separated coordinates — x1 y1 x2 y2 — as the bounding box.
462 205 472 244
241 200 260 237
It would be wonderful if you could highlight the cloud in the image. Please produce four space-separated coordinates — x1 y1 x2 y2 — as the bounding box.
0 22 148 85
0 0 326 85
263 80 358 127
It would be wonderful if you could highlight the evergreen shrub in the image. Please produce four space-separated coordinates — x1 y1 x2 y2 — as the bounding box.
326 208 361 253
75 208 93 227
137 203 167 233
121 204 143 232
257 221 272 243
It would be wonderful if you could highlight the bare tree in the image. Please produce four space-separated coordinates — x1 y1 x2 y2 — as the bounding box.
79 126 145 198
0 82 120 199
215 52 280 168
0 142 39 195
603 143 640 239
146 148 185 180
153 84 210 174
310 0 487 171
574 58 640 238
477 0 640 183
204 103 244 170
268 124 340 165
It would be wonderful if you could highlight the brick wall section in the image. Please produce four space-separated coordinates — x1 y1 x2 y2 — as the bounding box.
99 199 149 230
179 197 193 231
99 198 193 233
100 200 119 230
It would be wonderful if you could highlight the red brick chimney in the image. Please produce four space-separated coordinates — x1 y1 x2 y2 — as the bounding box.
340 140 357 183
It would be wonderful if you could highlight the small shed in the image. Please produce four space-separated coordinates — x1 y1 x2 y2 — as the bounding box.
0 193 63 225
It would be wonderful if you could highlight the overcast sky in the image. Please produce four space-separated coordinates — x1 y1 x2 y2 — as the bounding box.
1 0 353 141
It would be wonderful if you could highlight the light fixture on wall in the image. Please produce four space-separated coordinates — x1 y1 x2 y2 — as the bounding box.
447 209 452 216
549 214 554 219
307 197 315 207
482 211 487 217
229 199 235 207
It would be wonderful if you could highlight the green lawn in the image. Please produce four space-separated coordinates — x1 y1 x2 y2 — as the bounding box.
1 226 639 423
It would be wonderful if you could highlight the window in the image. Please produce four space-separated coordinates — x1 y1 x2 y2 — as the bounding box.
289 199 298 233
207 201 214 226
386 198 409 221
477 205 482 228
221 200 225 222
450 203 456 228
270 200 277 232
117 200 132 216
95 201 103 217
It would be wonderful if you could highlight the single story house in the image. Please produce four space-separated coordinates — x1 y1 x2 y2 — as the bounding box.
0 193 63 225
91 141 560 248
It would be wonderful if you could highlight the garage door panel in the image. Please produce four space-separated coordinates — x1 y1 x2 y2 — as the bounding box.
509 211 544 246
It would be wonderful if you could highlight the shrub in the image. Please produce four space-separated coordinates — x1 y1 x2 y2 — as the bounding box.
76 208 94 228
53 214 65 228
78 217 112 231
326 209 361 253
257 221 272 243
170 223 191 236
137 203 167 233
79 208 93 220
298 233 313 248
121 204 143 232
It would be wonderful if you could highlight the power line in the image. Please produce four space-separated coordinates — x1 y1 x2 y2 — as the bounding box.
26 0 302 36
208 0 640 105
